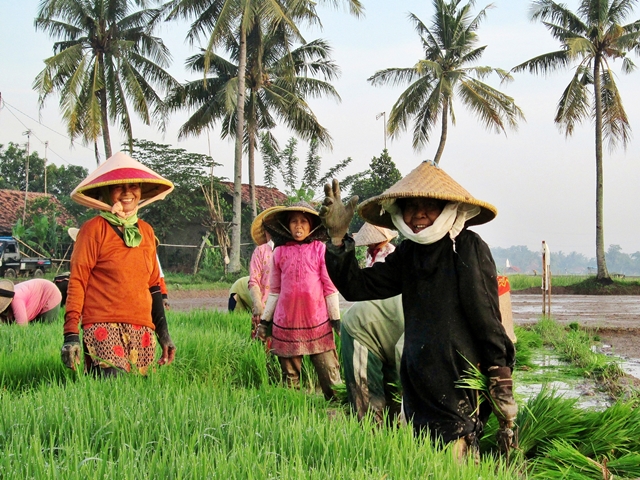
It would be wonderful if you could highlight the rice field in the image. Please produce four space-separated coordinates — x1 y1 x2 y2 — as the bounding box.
2 310 640 479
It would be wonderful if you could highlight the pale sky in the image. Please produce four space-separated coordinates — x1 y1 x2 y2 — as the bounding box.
1 0 639 257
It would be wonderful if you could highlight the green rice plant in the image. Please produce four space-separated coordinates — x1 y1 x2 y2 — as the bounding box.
512 386 586 459
513 326 542 369
578 401 640 458
529 439 613 479
608 453 640 478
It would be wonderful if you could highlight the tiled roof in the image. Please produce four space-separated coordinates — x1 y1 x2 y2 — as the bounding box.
219 182 288 210
0 189 74 234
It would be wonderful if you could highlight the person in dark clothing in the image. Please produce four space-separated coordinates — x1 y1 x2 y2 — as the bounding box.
319 161 517 458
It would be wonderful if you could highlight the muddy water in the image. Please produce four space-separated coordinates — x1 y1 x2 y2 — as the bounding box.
511 294 640 328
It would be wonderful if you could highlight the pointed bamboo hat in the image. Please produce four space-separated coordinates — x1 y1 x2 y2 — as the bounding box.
70 151 174 211
251 206 281 246
353 223 398 247
357 160 497 230
0 279 15 314
261 201 327 246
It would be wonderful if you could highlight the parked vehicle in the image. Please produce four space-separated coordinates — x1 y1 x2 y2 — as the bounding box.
0 237 52 278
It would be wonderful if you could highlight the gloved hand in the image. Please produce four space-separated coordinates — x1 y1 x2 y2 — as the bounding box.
256 320 272 343
319 179 359 246
151 286 176 366
488 366 518 452
330 319 341 336
61 333 81 370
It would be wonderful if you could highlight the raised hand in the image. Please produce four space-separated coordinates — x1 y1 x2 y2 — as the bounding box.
318 179 358 246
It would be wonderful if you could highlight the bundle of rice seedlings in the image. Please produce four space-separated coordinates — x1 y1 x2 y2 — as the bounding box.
578 401 640 458
530 439 612 479
513 327 541 369
608 453 640 478
515 386 585 459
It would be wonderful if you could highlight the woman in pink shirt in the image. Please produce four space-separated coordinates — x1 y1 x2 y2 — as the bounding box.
255 202 342 400
0 279 62 325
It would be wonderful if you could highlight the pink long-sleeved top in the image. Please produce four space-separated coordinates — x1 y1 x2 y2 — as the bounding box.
270 240 338 357
11 279 62 325
248 241 273 307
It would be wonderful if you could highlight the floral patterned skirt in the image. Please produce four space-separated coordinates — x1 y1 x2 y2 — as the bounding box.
83 322 156 375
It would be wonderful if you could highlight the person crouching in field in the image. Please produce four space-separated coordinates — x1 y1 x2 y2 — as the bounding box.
341 223 404 426
0 279 62 325
319 161 517 458
255 202 342 401
61 152 176 377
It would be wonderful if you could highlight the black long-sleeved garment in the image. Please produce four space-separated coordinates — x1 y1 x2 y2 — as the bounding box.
325 229 515 443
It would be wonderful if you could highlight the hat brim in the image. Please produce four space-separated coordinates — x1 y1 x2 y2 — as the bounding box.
0 279 15 314
261 203 327 245
71 152 174 211
357 161 497 229
251 206 282 245
353 223 398 247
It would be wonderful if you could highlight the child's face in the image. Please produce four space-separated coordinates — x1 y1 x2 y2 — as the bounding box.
289 212 312 241
401 198 444 234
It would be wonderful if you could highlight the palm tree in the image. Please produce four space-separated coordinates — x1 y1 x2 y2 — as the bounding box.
33 0 179 164
512 0 640 284
368 0 523 165
166 25 340 217
164 0 362 272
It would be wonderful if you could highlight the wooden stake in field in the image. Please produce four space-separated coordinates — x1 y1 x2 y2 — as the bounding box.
542 240 551 317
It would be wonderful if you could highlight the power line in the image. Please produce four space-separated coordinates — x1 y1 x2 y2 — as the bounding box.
0 96 94 167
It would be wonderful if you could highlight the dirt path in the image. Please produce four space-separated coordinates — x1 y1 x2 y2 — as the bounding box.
167 288 640 359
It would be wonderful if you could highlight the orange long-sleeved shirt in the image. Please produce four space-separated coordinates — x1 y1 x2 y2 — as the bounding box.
63 216 161 335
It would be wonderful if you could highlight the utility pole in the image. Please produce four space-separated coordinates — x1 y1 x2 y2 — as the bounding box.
44 141 49 194
22 130 32 223
376 112 387 150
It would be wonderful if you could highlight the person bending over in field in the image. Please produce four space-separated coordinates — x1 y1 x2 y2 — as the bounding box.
0 278 62 325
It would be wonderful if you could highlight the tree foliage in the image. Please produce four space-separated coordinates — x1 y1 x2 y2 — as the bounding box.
130 139 222 242
368 0 523 164
512 0 640 283
348 149 403 231
33 0 179 162
0 142 89 223
259 133 353 202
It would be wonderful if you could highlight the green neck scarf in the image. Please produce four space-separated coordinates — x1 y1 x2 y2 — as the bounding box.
100 211 142 247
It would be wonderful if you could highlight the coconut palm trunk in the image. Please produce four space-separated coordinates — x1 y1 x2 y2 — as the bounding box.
593 53 610 283
433 98 449 165
229 21 248 273
248 128 257 219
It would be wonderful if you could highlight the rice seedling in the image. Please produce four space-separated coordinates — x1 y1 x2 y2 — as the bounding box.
2 308 638 479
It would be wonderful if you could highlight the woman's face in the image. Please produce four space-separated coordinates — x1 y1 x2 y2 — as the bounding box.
109 183 141 213
401 198 445 234
289 212 312 241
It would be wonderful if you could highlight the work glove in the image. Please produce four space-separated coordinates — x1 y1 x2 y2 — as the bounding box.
330 319 341 336
256 320 272 342
151 286 176 366
319 179 359 246
61 333 81 370
488 366 518 453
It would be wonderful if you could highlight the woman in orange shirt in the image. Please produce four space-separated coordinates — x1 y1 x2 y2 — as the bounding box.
61 152 176 376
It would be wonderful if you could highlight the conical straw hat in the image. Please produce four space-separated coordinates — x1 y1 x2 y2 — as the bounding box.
262 201 327 246
0 279 15 314
251 206 281 245
71 151 174 211
358 161 497 229
353 223 398 247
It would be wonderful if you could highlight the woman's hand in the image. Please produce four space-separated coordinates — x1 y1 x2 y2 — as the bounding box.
319 179 358 246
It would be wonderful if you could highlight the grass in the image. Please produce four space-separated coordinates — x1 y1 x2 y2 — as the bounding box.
2 310 640 478
507 274 640 294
